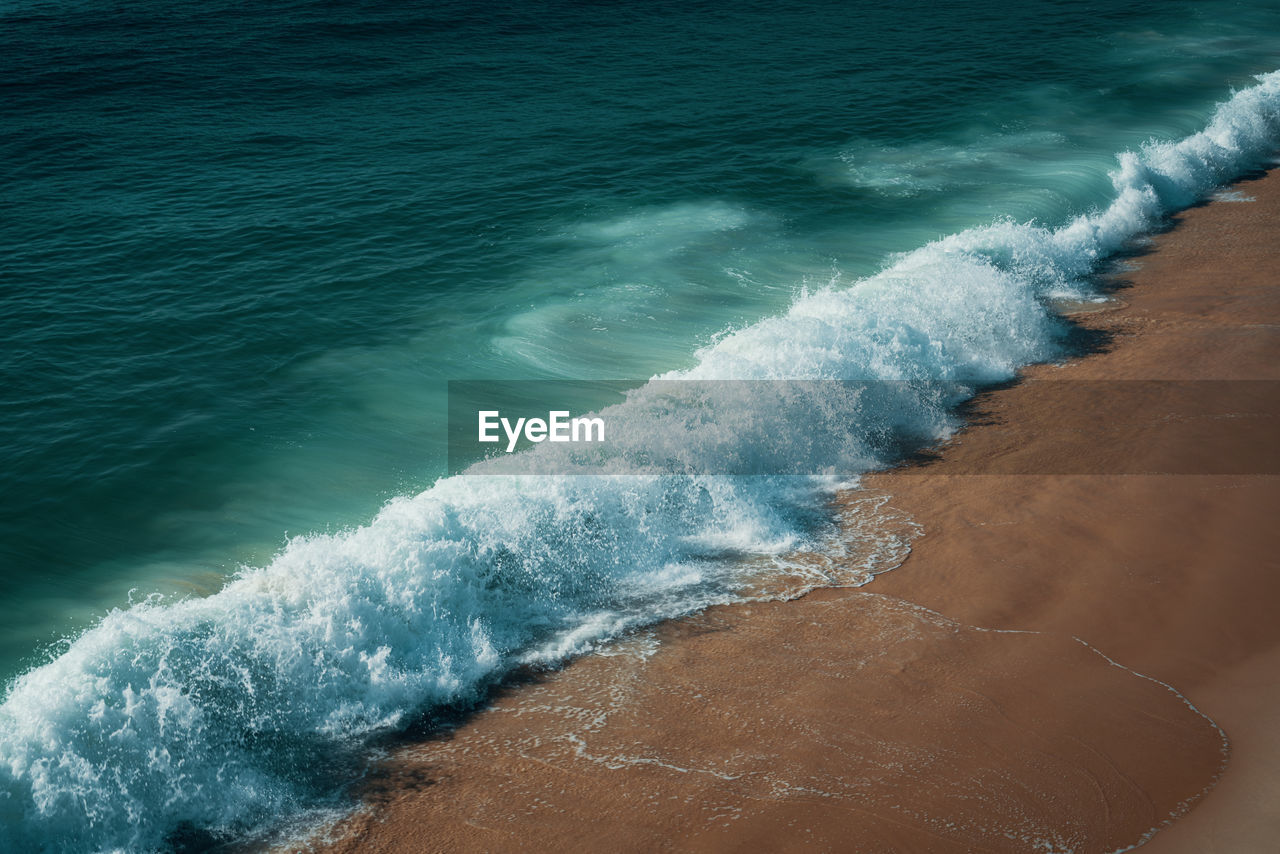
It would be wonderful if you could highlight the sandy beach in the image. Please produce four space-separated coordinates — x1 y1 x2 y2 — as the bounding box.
286 171 1280 853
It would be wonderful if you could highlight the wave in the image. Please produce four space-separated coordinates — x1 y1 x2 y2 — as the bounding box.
2 70 1278 852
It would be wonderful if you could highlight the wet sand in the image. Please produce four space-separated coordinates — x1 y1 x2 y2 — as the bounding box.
290 170 1280 853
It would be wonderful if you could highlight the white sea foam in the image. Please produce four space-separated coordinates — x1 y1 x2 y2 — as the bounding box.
2 70 1278 852
837 130 1073 198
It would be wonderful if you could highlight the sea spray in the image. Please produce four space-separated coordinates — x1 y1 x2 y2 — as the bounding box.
2 70 1279 853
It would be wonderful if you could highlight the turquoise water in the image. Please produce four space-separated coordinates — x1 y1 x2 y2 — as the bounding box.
3 1 1280 849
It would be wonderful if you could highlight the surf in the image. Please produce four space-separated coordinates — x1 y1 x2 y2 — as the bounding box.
1 69 1278 854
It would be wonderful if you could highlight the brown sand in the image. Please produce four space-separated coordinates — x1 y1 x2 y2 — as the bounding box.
289 172 1280 853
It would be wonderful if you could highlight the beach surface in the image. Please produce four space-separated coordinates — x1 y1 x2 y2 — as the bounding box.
288 172 1280 853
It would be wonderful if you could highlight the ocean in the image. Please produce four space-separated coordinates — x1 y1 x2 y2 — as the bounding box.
2 0 1279 849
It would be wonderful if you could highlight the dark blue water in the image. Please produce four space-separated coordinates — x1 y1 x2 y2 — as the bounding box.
2 1 1279 849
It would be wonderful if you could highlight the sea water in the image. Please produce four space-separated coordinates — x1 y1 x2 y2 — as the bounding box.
3 1 1280 849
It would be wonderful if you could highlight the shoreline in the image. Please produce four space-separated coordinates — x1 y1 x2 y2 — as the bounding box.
283 170 1280 853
